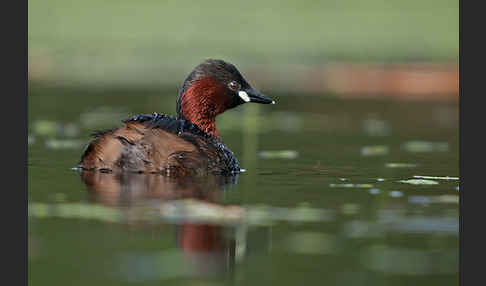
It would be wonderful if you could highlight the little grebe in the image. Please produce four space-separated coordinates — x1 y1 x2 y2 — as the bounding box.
78 59 275 175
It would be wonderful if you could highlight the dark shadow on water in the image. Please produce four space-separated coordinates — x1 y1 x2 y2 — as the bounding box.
81 170 238 206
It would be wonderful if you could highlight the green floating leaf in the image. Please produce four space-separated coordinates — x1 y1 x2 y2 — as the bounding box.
401 141 449 152
398 179 439 185
45 139 86 150
32 120 80 138
361 145 389 156
33 120 60 137
259 150 298 159
329 183 374 188
386 163 418 168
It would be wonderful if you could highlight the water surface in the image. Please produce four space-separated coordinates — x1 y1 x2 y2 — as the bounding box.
28 87 459 286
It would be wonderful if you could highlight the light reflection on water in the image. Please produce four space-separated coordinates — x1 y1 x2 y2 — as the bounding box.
28 89 459 285
81 171 267 282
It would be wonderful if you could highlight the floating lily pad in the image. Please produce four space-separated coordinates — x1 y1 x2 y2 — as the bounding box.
386 163 418 168
398 179 439 185
361 145 389 156
259 150 298 159
329 183 374 188
33 120 60 137
32 120 80 138
45 139 86 150
401 141 449 152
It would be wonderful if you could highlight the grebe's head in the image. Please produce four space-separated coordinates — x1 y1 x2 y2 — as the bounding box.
177 59 275 121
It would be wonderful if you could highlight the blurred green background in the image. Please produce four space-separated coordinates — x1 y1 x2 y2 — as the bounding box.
28 0 458 88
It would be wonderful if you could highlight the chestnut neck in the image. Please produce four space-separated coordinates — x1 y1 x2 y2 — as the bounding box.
178 77 231 141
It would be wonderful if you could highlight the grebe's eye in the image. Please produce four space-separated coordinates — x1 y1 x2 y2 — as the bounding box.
228 81 240 91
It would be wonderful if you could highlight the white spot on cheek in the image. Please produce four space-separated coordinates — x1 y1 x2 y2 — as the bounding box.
238 91 250 102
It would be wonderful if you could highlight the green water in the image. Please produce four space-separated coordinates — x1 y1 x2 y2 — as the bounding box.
28 86 459 286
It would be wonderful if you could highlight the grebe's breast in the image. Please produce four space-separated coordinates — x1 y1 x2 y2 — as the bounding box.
79 113 240 175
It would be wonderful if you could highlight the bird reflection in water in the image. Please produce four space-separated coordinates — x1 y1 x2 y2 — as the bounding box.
80 170 243 280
